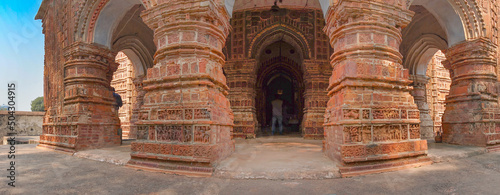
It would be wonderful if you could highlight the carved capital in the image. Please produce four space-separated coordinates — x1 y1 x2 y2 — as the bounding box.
325 0 414 40
443 38 498 79
410 74 430 87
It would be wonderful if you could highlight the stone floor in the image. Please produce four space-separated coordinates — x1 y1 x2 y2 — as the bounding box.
67 136 487 179
214 136 339 179
1 141 499 194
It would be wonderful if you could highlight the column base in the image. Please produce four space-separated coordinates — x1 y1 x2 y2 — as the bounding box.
420 125 435 140
339 155 432 177
127 140 235 176
325 139 430 177
337 140 428 163
36 143 76 154
126 163 213 177
487 144 500 152
442 122 500 147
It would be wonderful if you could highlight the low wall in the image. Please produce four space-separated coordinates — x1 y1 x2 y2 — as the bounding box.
0 111 44 144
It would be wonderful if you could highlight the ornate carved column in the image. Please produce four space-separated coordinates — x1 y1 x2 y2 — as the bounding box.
39 42 121 152
442 38 500 150
128 0 234 175
323 0 430 177
410 75 434 140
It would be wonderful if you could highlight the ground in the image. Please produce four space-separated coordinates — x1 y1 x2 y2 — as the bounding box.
1 142 499 195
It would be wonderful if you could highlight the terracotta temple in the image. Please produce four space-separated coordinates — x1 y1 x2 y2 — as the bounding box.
36 0 500 176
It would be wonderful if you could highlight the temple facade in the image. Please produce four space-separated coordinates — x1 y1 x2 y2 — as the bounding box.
36 0 500 176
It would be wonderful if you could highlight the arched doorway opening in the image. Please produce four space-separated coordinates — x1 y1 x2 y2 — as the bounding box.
255 41 304 136
424 50 451 138
99 1 155 140
401 3 452 140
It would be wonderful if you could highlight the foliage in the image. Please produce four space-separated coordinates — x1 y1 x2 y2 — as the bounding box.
31 97 44 111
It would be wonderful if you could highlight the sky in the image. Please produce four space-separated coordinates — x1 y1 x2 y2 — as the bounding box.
0 1 44 111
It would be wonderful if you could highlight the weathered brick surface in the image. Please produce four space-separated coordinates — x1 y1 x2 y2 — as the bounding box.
39 41 121 151
442 38 500 147
323 0 429 173
128 0 235 173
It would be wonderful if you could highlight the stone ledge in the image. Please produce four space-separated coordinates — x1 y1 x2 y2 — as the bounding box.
127 158 214 177
126 163 213 177
339 156 432 177
36 143 76 154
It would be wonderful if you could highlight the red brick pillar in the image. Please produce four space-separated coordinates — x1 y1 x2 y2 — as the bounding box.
442 38 500 150
323 0 430 176
127 0 234 175
39 42 121 152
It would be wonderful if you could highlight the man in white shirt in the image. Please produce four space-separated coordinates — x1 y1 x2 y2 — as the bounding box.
271 94 284 135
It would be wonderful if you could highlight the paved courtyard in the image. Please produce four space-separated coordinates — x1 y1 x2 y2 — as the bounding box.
1 138 500 195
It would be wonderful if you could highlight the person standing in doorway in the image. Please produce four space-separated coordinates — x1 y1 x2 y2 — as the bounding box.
271 94 284 135
112 87 123 144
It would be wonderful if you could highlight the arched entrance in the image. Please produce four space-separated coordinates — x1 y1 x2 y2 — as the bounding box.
255 41 304 135
257 63 304 135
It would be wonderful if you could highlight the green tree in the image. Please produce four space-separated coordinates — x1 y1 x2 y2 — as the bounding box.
31 97 44 111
